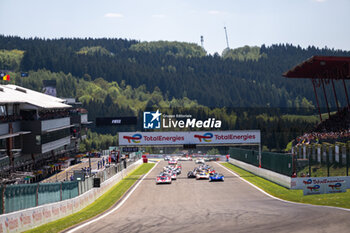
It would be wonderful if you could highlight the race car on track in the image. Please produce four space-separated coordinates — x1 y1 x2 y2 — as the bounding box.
156 173 172 184
207 168 216 175
170 172 177 180
164 170 177 180
168 159 177 165
209 173 224 182
195 159 205 164
196 171 210 180
187 171 196 178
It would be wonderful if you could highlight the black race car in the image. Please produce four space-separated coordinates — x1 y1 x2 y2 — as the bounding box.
187 171 196 178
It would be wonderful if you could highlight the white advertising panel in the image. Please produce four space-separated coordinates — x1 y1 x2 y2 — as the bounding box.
118 130 260 146
302 177 346 195
302 178 324 195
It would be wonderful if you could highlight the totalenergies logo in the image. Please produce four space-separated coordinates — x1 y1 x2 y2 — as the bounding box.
307 185 320 192
194 133 213 142
303 179 312 185
329 183 342 190
123 134 142 143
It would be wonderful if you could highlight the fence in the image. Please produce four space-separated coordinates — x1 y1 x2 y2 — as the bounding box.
1 182 79 214
293 143 349 177
0 155 141 214
0 159 143 233
229 147 293 176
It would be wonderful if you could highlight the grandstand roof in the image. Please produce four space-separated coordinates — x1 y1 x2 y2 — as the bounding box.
0 84 71 109
283 56 350 79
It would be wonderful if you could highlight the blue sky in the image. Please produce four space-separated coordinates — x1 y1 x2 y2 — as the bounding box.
1 0 349 54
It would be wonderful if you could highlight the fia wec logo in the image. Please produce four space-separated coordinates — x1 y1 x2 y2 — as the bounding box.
143 110 162 129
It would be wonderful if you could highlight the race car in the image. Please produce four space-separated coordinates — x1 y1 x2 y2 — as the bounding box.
195 159 205 164
156 173 172 184
168 159 177 165
209 173 224 182
175 167 181 175
207 168 216 175
196 171 209 180
187 171 196 178
178 157 188 161
164 170 177 180
170 172 177 180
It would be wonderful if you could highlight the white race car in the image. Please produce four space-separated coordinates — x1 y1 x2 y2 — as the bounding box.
156 173 172 184
195 159 205 164
165 171 176 179
168 159 178 165
196 171 209 180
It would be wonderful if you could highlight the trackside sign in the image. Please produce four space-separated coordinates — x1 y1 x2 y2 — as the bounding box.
118 130 260 146
302 177 346 195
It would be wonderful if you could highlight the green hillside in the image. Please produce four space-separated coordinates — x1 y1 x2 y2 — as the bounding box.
0 36 348 150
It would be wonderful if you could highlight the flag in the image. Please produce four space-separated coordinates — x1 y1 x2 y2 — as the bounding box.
0 72 5 78
2 74 10 81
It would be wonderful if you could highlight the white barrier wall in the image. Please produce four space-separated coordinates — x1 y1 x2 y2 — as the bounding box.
229 158 350 190
229 158 291 188
0 160 142 233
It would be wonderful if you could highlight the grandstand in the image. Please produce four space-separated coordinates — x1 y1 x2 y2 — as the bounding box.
0 84 90 184
284 56 350 177
284 56 350 145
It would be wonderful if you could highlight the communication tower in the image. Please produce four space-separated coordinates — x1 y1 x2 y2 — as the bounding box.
224 26 230 49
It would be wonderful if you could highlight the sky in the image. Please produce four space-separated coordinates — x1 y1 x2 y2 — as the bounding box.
1 0 350 54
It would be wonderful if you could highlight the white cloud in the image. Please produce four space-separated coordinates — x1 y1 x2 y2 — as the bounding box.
104 13 124 18
152 14 166 18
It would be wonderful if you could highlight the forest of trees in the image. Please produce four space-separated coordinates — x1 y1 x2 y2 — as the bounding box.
1 35 350 108
0 35 349 151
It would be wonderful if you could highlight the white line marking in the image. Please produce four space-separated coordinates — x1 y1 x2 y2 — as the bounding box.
216 162 350 212
67 162 159 233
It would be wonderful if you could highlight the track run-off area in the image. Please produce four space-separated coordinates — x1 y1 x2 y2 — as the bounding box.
66 161 350 233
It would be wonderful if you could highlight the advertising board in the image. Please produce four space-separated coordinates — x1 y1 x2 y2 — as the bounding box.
118 130 260 146
302 177 346 195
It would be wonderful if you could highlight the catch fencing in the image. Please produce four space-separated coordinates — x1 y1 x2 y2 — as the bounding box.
229 147 293 176
0 159 143 233
0 155 140 214
292 143 349 177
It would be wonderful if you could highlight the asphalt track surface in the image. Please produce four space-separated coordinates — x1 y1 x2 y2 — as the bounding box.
69 161 350 233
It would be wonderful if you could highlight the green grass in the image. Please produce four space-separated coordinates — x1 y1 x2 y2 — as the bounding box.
26 163 154 233
222 163 350 209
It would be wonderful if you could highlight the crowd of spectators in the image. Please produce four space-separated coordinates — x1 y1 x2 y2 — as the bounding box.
294 107 350 146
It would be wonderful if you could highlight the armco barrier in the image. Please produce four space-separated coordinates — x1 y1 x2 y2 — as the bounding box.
229 158 292 188
0 159 143 232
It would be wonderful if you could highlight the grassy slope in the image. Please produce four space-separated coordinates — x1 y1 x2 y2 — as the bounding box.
222 163 350 209
26 163 154 233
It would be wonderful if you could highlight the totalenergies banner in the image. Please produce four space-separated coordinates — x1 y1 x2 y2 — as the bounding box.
118 130 260 146
302 177 346 195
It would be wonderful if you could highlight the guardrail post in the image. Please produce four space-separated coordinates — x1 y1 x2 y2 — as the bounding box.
2 185 6 214
60 182 63 201
36 183 39 206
